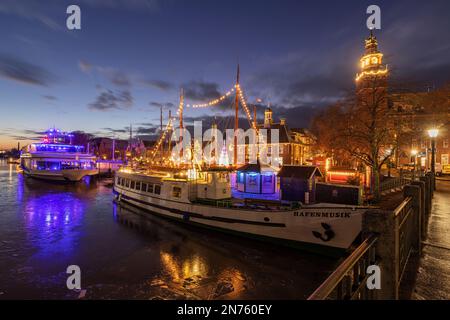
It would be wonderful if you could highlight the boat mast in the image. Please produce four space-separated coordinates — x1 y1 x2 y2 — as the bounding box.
160 106 163 160
179 88 184 163
234 64 240 166
112 137 115 161
168 110 172 162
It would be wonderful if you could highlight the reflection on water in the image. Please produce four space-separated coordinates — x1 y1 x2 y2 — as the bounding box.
0 159 336 299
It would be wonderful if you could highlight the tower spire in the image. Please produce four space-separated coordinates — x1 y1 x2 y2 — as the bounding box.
356 31 388 83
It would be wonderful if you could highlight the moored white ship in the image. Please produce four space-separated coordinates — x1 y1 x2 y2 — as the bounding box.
113 167 370 255
20 128 98 182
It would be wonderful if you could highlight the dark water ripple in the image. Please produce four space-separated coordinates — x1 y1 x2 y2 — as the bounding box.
0 160 336 299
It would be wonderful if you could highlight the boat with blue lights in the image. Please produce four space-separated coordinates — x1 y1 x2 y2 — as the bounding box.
20 128 98 182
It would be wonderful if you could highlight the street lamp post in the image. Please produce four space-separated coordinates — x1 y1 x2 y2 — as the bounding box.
428 128 439 190
411 149 418 180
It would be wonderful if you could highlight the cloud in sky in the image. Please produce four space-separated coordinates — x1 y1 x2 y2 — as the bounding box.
149 101 175 109
0 54 57 86
141 79 175 91
79 60 93 73
79 61 132 87
0 0 60 30
0 0 160 31
42 95 58 101
89 89 133 111
183 80 223 101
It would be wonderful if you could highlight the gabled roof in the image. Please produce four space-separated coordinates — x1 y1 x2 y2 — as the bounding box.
278 165 323 179
237 160 276 173
256 123 292 143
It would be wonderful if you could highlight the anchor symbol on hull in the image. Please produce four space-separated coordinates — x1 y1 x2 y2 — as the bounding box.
312 223 335 242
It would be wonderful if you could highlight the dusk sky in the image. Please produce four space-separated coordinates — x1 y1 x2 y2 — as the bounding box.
1 0 450 148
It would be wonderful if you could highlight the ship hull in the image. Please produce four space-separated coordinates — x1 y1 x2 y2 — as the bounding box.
22 168 98 182
113 183 367 255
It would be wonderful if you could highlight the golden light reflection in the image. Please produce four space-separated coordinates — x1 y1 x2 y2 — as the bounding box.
160 251 209 283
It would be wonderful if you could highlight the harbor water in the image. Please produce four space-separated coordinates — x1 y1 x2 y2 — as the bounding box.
0 159 336 299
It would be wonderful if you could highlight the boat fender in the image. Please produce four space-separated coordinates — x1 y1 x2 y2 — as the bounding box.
312 223 335 242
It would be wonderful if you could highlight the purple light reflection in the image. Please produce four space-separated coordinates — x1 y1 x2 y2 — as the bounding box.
23 193 85 263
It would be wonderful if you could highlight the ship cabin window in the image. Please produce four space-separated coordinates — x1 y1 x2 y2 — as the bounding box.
116 177 120 185
147 184 154 193
125 179 130 188
154 184 161 195
263 175 273 183
136 181 141 191
36 161 61 171
130 181 135 189
142 183 148 192
221 173 230 183
172 186 182 198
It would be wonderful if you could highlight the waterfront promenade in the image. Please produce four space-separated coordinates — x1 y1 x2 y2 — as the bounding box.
413 179 450 299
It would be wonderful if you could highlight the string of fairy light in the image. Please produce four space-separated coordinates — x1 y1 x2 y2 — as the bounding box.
185 84 256 129
150 117 173 158
236 84 256 129
148 82 256 162
186 86 236 108
176 91 184 117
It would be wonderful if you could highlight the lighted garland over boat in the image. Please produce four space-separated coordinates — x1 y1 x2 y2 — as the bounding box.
20 128 98 182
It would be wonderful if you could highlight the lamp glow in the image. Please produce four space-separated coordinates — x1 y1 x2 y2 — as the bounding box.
428 128 439 138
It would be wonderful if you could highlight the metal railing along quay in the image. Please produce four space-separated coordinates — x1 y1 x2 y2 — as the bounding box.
309 172 434 300
308 233 379 300
380 177 411 194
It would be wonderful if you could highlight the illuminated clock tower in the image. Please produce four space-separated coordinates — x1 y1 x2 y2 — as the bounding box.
356 30 388 92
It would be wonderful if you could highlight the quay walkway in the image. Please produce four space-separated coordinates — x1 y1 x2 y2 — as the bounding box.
308 172 445 300
412 178 450 300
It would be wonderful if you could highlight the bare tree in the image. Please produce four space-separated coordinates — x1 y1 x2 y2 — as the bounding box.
312 75 396 201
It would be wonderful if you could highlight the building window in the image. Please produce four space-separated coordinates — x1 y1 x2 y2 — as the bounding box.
154 185 161 195
444 139 449 149
136 181 141 191
130 181 135 189
172 186 182 198
148 184 154 193
142 183 148 192
125 179 130 188
248 175 258 186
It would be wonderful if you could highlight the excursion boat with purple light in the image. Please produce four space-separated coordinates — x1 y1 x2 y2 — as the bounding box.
113 166 370 255
20 129 98 182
